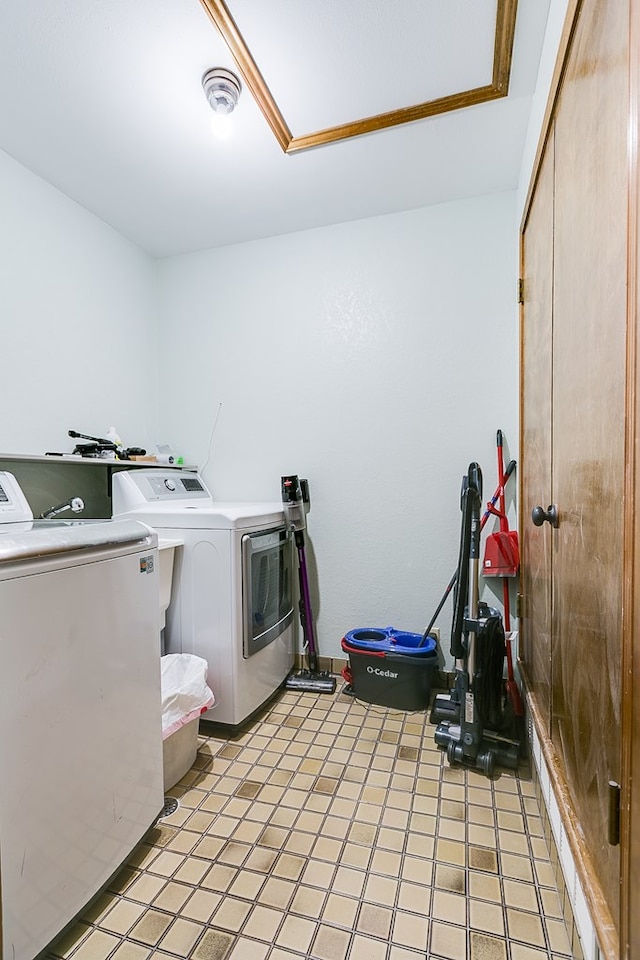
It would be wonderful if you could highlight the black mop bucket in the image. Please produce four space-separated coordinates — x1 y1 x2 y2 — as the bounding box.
341 627 438 711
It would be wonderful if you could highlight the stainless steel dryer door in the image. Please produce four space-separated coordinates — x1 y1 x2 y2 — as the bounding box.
242 526 293 657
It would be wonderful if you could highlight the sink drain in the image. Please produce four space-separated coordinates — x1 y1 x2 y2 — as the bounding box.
159 797 179 818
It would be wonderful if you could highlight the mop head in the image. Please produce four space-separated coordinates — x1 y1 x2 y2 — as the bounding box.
285 670 336 694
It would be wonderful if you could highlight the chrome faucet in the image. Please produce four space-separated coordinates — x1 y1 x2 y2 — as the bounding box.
40 497 85 520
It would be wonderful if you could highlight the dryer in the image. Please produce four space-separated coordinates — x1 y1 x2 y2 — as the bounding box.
112 469 295 728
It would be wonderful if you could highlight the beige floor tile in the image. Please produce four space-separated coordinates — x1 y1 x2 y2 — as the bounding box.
257 876 296 909
166 830 200 856
99 899 147 935
435 838 466 867
272 852 306 882
128 910 173 946
405 833 435 859
179 888 222 923
500 852 534 884
290 885 327 918
200 862 238 892
503 879 539 912
533 858 557 888
469 931 508 960
283 831 316 856
349 934 388 960
370 848 402 878
258 825 289 849
364 875 398 906
275 914 317 952
320 892 358 928
321 816 351 840
468 823 496 848
388 945 426 959
340 841 372 870
310 923 351 960
545 917 572 954
468 871 501 903
226 936 269 960
310 836 343 862
210 896 252 932
499 830 530 856
509 946 550 960
539 887 564 919
469 899 505 936
468 804 496 827
192 928 235 960
333 865 367 898
242 904 284 941
397 880 431 915
300 858 335 889
468 846 498 873
71 929 122 960
158 917 203 955
227 869 266 899
184 811 216 833
192 835 226 861
437 817 466 842
506 909 546 948
434 862 466 895
109 942 151 960
217 840 252 867
357 901 393 938
244 847 278 873
230 819 263 844
173 856 211 885
126 874 167 906
432 888 467 926
392 910 430 952
429 919 466 959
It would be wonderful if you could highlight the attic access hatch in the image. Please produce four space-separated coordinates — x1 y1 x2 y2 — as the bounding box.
197 0 518 153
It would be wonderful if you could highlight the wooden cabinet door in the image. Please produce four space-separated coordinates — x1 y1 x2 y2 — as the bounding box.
551 0 628 928
521 0 630 947
520 130 555 739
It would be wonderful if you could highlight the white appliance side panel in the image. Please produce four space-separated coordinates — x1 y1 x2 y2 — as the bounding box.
224 625 295 727
0 551 164 960
165 532 236 725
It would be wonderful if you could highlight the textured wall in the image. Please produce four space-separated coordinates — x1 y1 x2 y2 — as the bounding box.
156 193 519 662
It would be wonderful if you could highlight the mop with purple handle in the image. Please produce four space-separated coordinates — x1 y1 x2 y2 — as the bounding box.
282 476 336 694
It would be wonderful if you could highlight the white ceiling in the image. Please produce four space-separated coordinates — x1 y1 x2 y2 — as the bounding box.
0 0 551 258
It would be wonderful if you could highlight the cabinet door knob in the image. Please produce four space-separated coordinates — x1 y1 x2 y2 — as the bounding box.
531 504 559 528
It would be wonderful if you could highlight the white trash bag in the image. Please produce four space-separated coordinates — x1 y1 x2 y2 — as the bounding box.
160 653 215 740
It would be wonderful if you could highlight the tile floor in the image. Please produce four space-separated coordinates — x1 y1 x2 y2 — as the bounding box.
48 683 573 960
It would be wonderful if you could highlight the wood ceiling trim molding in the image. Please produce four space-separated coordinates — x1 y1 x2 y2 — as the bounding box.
198 0 519 154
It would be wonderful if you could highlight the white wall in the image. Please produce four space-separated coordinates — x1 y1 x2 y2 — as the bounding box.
517 0 570 217
157 192 519 662
0 148 158 456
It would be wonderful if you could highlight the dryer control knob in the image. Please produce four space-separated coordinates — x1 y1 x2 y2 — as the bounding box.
164 478 177 492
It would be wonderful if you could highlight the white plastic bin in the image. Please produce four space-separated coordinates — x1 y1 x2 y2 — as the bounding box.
161 654 215 791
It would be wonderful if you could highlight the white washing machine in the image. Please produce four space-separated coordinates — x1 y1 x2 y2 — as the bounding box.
112 469 295 728
0 472 164 960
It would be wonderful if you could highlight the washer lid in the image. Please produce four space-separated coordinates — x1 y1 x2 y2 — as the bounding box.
0 518 156 563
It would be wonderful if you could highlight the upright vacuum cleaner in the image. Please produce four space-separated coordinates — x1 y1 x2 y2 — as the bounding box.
282 476 336 694
430 463 520 776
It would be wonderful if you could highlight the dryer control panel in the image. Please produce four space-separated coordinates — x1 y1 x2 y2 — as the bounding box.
112 469 212 511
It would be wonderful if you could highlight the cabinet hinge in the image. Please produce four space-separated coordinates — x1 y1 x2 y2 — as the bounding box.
518 278 525 304
515 593 524 618
608 781 621 846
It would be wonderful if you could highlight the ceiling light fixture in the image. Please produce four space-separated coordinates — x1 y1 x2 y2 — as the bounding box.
202 67 242 139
